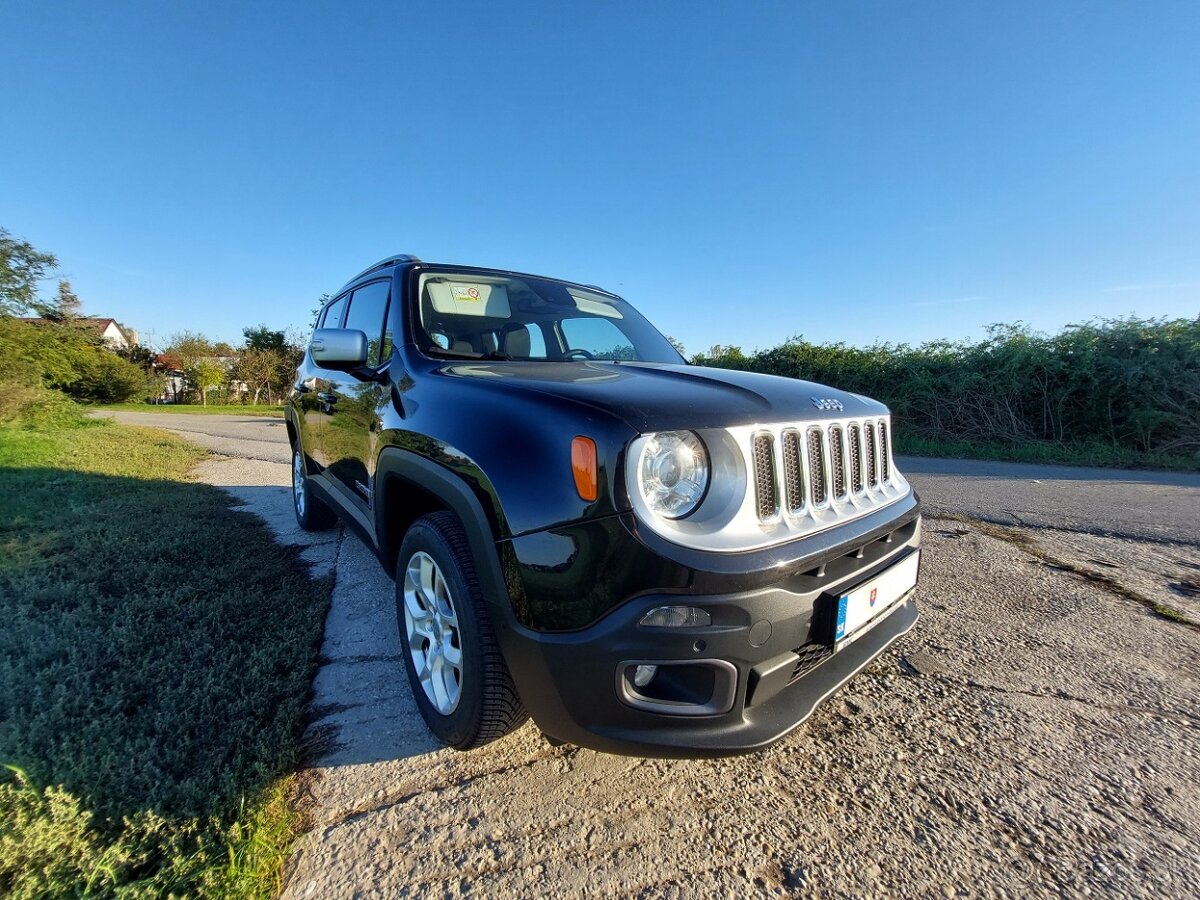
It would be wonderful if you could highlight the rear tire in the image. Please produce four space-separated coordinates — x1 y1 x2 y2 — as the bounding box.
396 511 527 749
292 448 337 531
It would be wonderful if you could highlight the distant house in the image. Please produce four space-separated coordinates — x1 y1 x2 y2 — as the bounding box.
19 316 139 350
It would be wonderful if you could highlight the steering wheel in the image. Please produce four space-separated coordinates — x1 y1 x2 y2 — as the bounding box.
563 348 595 360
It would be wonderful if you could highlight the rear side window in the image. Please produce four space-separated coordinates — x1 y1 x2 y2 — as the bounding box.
320 295 347 328
344 281 391 367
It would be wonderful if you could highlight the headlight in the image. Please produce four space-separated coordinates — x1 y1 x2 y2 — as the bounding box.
636 431 709 519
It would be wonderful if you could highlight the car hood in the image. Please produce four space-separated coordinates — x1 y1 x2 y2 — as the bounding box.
437 360 887 432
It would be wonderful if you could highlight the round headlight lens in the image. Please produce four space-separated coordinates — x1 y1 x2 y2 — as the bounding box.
637 431 709 519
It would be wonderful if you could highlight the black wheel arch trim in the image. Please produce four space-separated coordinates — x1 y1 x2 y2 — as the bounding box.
374 448 521 618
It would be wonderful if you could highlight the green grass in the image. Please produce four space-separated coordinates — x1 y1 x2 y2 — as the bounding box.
894 434 1200 472
0 421 331 897
96 403 284 417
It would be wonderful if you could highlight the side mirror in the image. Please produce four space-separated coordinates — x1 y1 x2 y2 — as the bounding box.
310 328 368 370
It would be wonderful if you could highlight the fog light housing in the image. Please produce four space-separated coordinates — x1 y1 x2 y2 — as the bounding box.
617 660 738 716
632 664 658 687
639 605 712 628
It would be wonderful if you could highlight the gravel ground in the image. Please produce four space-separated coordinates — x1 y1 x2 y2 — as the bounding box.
102 413 1200 898
282 522 1200 899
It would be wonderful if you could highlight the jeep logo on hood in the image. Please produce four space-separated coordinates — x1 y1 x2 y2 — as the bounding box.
811 397 845 411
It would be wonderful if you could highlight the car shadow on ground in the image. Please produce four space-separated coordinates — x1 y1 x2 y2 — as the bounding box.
0 467 332 824
208 480 445 766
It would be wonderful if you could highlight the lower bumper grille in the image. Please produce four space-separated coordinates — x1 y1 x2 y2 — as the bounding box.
789 642 834 684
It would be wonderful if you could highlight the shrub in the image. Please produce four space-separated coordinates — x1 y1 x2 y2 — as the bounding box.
0 379 87 429
693 317 1200 461
0 316 151 404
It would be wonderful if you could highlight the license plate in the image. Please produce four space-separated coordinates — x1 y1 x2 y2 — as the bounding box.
834 551 920 646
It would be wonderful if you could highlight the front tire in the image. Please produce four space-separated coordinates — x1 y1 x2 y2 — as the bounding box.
291 448 337 531
397 512 527 749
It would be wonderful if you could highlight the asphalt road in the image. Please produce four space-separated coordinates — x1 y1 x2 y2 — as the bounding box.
100 411 291 463
103 411 1200 898
900 456 1200 546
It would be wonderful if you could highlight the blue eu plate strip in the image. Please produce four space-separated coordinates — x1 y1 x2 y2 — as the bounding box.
835 597 848 640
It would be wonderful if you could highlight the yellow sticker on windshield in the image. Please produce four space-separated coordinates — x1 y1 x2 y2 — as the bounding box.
450 285 483 303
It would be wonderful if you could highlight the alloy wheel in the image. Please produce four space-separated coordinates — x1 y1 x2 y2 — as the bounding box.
402 551 464 714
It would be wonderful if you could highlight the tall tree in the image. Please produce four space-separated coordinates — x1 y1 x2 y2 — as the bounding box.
0 228 58 316
243 324 287 353
38 279 83 321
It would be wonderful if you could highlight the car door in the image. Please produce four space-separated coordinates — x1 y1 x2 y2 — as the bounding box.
299 293 348 471
323 279 393 514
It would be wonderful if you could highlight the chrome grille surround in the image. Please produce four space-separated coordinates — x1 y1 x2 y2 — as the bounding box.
624 416 909 554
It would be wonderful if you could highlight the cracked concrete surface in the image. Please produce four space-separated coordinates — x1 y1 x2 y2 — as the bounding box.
104 414 1200 897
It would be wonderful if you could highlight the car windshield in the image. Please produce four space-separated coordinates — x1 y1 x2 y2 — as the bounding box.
414 269 683 364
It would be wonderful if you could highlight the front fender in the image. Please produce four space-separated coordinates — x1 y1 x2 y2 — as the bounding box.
374 446 522 618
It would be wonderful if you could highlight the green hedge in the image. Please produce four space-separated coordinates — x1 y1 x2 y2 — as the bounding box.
0 316 150 409
692 317 1200 460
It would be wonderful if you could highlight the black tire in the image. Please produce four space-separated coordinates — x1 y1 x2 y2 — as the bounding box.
396 511 527 749
291 447 338 531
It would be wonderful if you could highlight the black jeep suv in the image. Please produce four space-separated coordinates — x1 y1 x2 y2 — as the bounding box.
286 255 921 757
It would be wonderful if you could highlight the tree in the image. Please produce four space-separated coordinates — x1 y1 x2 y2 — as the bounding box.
243 324 287 353
37 279 83 321
0 227 58 316
232 347 285 405
188 358 227 407
163 332 219 404
311 294 332 328
164 331 214 368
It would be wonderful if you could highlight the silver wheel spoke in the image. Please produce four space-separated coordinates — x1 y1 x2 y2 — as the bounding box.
442 633 463 667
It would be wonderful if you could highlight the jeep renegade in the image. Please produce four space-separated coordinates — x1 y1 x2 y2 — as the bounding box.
286 255 922 757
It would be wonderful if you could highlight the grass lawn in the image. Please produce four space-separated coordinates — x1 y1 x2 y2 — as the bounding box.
96 403 284 417
0 420 331 897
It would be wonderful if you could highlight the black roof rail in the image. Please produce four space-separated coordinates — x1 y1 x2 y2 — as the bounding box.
341 253 422 289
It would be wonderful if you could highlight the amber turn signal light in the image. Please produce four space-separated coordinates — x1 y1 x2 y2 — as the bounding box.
571 436 598 501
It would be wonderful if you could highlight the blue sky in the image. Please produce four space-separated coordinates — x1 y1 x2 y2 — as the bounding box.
3 1 1198 354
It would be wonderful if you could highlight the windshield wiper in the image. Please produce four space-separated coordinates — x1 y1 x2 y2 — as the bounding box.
429 348 511 361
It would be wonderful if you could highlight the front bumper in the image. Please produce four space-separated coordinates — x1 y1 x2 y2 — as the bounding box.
496 507 922 757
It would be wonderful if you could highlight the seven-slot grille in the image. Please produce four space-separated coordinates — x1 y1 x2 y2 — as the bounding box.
752 419 892 522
